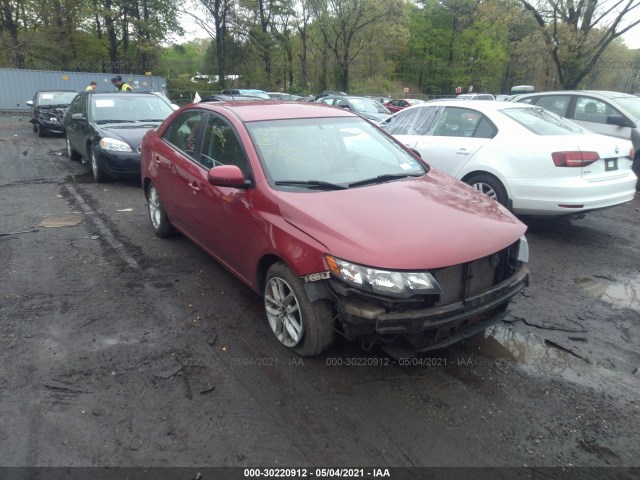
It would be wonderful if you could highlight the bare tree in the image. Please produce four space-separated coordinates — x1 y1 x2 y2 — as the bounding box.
187 0 235 87
519 0 640 88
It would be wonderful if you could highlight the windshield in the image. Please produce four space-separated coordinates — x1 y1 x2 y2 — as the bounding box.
246 117 427 190
349 98 390 114
37 92 77 106
90 95 174 123
500 107 588 135
610 96 640 120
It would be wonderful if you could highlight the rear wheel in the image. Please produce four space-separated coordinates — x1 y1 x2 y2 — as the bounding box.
465 173 508 207
264 262 335 357
147 183 174 237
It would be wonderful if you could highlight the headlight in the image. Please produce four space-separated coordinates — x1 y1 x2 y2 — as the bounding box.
99 137 132 152
517 235 529 263
49 117 59 122
325 255 441 298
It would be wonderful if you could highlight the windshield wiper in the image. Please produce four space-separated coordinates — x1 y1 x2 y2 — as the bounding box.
135 118 165 122
275 180 348 190
348 173 421 188
95 119 137 124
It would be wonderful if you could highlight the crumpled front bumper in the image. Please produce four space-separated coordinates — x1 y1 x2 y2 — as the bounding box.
339 264 530 352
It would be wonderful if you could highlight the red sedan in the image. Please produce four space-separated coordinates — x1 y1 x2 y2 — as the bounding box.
140 101 529 356
384 98 427 113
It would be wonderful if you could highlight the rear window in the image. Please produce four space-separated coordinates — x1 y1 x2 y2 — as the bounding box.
609 96 640 120
500 107 588 135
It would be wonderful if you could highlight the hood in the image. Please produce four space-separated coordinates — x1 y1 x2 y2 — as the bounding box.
358 111 391 122
34 105 67 122
98 123 161 149
277 169 526 270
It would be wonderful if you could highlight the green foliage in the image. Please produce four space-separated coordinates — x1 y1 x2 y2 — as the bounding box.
2 0 639 95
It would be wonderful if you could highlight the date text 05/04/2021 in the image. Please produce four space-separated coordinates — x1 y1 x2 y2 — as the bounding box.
243 468 391 478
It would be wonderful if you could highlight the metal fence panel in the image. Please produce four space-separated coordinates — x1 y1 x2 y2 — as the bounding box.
0 68 168 111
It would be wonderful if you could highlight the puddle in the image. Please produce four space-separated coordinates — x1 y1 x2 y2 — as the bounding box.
574 277 640 311
464 325 585 373
64 172 94 184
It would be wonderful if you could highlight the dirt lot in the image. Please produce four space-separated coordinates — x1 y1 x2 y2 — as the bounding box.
0 113 639 476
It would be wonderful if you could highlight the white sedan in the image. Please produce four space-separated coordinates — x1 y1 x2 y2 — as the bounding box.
381 100 637 216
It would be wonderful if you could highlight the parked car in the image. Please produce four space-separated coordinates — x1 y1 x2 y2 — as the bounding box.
200 94 268 102
221 88 270 99
384 98 427 113
27 90 78 137
63 91 175 182
316 95 391 122
381 100 637 216
510 90 640 184
456 93 496 100
140 101 529 356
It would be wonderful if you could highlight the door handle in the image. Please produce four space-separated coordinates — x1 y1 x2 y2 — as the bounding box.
456 148 469 155
152 155 161 164
189 182 201 193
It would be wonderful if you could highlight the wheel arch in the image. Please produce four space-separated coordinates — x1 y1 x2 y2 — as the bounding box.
256 254 286 295
461 169 511 197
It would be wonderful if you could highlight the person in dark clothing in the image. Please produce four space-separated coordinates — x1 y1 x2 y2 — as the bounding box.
111 75 132 92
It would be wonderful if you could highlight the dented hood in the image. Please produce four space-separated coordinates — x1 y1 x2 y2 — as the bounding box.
276 169 526 270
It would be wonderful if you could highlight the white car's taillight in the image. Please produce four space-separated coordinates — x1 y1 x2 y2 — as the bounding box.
552 151 599 167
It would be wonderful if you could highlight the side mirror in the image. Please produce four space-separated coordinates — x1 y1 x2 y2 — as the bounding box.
606 114 635 128
71 113 86 121
207 165 247 188
26 100 34 106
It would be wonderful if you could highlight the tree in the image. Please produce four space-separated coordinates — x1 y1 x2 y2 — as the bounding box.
310 0 403 92
188 0 235 87
519 0 640 88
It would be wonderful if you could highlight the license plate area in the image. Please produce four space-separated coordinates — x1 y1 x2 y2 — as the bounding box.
605 157 618 171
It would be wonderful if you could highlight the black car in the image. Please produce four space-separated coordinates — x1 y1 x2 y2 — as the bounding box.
63 91 175 182
26 90 78 137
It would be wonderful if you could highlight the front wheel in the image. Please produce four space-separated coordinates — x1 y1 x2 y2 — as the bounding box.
65 134 81 161
147 183 174 237
89 146 109 183
264 263 334 357
465 173 508 207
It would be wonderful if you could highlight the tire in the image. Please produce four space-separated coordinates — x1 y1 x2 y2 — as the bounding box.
147 183 174 237
465 173 508 207
89 146 109 183
65 134 81 161
33 124 37 133
264 262 335 357
37 126 46 138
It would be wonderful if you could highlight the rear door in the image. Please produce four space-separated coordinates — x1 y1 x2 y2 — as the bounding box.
154 109 207 233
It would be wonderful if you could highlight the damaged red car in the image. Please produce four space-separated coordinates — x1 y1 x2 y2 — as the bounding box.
140 101 529 356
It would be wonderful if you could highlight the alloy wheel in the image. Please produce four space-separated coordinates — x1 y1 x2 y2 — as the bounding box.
265 276 304 347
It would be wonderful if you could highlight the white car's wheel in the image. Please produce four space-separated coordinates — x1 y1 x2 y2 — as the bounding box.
466 173 508 207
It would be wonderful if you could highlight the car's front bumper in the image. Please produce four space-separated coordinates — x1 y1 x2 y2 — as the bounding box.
97 149 141 178
333 263 529 352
